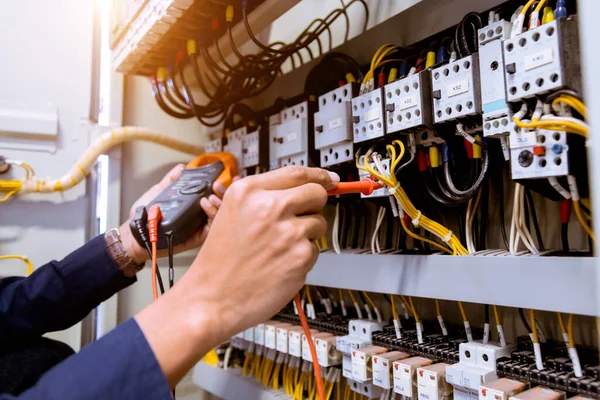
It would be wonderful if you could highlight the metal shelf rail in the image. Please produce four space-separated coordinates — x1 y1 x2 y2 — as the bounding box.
307 253 597 316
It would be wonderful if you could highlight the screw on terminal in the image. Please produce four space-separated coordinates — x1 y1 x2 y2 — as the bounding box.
518 150 534 167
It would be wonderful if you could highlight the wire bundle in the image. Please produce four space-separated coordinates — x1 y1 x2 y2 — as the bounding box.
358 141 469 256
153 1 369 126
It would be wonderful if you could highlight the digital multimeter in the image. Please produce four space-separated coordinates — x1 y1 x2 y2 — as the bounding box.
130 152 238 250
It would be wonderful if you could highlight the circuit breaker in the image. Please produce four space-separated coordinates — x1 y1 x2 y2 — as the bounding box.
352 88 386 143
268 114 281 170
314 83 358 167
242 127 267 172
272 101 315 167
384 71 433 134
478 20 513 137
224 127 244 170
510 127 569 179
503 17 581 102
432 54 482 123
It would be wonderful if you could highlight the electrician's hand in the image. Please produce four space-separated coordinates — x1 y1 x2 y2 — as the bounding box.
119 163 232 264
134 166 339 387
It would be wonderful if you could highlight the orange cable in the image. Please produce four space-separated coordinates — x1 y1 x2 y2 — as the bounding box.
294 294 324 400
151 242 158 300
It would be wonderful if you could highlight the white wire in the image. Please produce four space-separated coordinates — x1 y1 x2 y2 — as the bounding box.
371 206 386 254
541 115 590 130
223 345 233 371
465 197 475 253
332 202 341 254
518 187 538 253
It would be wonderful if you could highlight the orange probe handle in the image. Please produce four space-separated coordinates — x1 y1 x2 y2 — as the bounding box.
327 178 384 196
186 152 238 188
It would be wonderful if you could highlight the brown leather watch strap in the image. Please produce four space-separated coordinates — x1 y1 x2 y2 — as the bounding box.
104 228 145 277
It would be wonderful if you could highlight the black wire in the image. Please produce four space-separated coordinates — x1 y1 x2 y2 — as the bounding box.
518 308 532 333
561 222 570 254
166 233 174 289
524 188 545 251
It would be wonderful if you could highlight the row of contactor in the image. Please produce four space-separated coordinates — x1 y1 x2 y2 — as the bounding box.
231 319 590 400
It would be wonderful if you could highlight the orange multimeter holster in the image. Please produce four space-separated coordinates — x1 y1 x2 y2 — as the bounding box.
131 152 237 250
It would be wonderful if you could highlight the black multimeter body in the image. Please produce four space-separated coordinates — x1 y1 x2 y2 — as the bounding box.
131 161 224 250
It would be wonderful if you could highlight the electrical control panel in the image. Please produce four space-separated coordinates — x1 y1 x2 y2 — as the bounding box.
503 17 581 102
352 88 386 143
273 101 315 168
432 54 482 123
431 53 481 123
314 83 358 167
478 20 513 137
384 71 433 134
510 127 569 179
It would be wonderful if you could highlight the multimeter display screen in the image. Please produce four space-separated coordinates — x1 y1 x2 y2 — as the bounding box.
152 200 184 212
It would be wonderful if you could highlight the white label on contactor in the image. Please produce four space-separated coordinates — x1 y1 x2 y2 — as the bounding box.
286 132 298 142
509 131 536 148
525 48 554 71
265 325 277 349
393 364 413 396
399 94 419 110
328 117 343 130
365 107 380 122
373 357 392 389
276 328 289 353
247 144 258 154
289 331 302 357
448 79 469 97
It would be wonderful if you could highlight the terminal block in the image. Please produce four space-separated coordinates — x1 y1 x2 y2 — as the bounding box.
510 127 569 179
358 157 390 198
242 127 268 172
384 71 433 134
272 101 316 167
314 83 358 167
223 128 244 171
352 88 386 143
432 54 482 123
478 20 514 137
503 17 581 102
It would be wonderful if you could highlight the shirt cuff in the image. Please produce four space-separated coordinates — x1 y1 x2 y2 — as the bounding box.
18 318 171 400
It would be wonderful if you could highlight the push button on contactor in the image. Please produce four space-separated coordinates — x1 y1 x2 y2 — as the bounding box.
533 146 546 156
180 181 209 195
506 63 517 74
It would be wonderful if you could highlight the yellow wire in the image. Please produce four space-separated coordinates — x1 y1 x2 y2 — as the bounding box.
521 0 538 15
493 305 501 325
400 218 453 254
567 314 575 348
391 295 398 321
0 190 19 203
362 292 376 309
574 201 595 241
534 0 546 14
338 288 344 304
530 309 539 344
348 290 357 304
407 296 420 323
305 286 314 306
336 381 341 400
435 299 441 316
242 352 252 376
458 301 468 322
513 117 587 137
0 255 34 276
553 96 587 118
557 312 567 336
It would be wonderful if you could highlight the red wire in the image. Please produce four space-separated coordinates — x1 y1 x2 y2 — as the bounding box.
293 294 324 400
151 241 158 300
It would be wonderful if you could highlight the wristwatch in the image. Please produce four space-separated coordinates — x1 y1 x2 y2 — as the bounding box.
104 228 145 277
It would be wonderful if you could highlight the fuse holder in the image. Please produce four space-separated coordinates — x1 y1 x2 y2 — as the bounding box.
327 178 384 196
533 146 546 156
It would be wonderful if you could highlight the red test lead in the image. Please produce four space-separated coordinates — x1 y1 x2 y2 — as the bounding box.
327 178 384 196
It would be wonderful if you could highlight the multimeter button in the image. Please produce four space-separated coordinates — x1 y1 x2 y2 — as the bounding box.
180 181 209 195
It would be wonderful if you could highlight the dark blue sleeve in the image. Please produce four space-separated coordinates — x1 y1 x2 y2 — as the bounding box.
0 234 136 342
0 318 171 400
